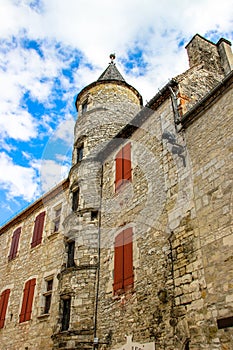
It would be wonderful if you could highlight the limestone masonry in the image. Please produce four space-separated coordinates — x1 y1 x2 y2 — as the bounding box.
0 34 232 350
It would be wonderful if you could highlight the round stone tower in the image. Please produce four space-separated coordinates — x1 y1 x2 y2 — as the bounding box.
52 57 142 350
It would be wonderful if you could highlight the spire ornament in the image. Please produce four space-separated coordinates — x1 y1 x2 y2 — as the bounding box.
109 53 116 64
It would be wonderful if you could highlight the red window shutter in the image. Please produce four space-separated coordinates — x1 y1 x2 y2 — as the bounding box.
0 289 10 329
114 231 124 293
123 228 133 288
115 148 123 191
20 280 30 323
25 278 36 321
20 279 36 323
31 211 45 248
123 143 131 182
8 227 21 260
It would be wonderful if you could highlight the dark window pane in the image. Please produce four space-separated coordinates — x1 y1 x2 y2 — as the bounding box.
77 145 84 162
67 241 75 268
91 210 98 221
82 101 87 114
72 189 79 211
47 280 53 291
44 294 52 314
54 218 60 232
61 298 71 331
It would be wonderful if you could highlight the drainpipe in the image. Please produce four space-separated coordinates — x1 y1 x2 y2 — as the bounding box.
168 86 181 131
93 164 104 349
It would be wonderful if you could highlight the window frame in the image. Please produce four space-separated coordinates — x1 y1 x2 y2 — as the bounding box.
113 227 134 295
8 227 21 261
72 188 79 212
61 297 71 331
0 289 10 329
76 144 84 163
31 211 46 248
67 241 75 268
19 278 36 323
42 278 53 315
82 100 88 114
115 142 132 192
53 206 62 233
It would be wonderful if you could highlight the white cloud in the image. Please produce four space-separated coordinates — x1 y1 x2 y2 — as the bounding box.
0 0 233 225
0 152 39 201
34 159 69 193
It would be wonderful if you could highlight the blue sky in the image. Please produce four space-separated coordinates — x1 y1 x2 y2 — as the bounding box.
0 0 233 226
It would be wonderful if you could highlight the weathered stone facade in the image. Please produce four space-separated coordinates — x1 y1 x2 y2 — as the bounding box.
0 34 232 350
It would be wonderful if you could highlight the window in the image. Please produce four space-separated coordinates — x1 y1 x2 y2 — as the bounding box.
217 316 233 329
20 278 36 323
113 227 133 294
91 210 98 221
8 227 21 260
43 279 53 314
0 289 10 329
61 298 71 331
115 143 132 192
82 101 88 114
53 207 62 233
72 189 79 212
77 144 84 162
67 241 75 268
31 211 46 248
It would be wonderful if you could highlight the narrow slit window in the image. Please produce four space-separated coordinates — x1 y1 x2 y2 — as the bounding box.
61 298 71 331
82 101 88 114
72 189 79 212
67 241 75 268
77 144 84 162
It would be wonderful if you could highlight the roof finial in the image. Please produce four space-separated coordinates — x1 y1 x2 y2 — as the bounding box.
109 53 116 64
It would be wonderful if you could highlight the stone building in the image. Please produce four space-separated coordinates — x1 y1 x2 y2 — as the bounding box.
0 34 232 350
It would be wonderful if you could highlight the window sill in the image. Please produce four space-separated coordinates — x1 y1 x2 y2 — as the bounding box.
47 231 60 239
38 313 50 320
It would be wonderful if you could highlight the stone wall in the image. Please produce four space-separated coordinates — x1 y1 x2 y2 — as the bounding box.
0 182 69 350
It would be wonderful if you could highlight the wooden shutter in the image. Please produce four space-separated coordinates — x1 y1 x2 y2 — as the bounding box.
20 278 36 323
113 231 124 293
0 289 10 329
31 212 45 248
8 227 21 260
123 143 131 182
123 228 134 288
115 148 123 191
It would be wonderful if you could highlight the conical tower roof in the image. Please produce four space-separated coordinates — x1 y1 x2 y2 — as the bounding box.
98 62 125 82
75 54 143 109
98 54 125 82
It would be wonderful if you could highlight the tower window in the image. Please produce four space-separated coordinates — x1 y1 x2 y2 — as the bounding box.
72 189 79 212
43 278 53 314
77 144 84 162
61 298 71 331
67 241 75 268
91 210 98 221
115 143 132 192
82 101 88 114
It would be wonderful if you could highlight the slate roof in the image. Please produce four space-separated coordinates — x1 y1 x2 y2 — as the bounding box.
98 62 125 82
